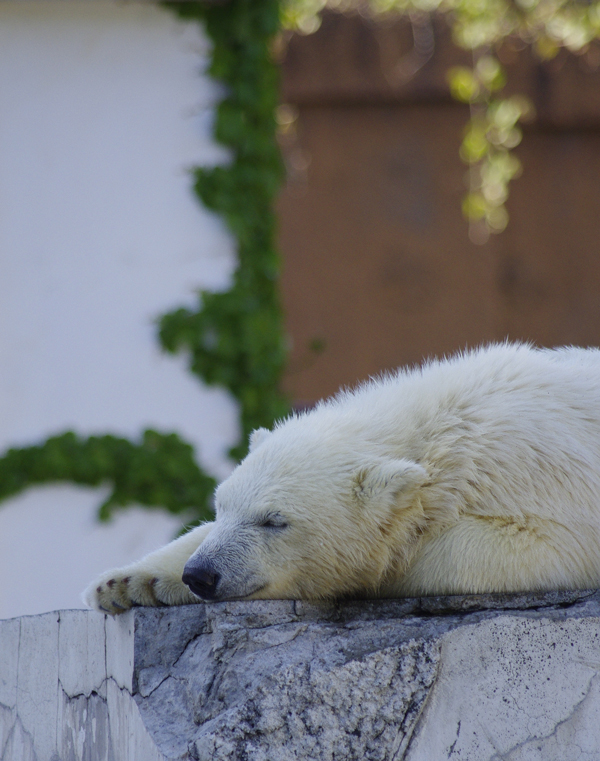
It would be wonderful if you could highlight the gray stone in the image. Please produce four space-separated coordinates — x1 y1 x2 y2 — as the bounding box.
406 616 600 761
2 589 600 760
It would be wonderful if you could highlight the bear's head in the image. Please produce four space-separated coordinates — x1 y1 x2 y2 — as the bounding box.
182 418 430 601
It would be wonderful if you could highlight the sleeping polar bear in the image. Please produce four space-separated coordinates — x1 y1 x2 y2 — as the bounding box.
86 343 600 614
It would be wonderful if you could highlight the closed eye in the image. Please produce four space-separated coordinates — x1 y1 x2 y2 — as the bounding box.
260 514 289 529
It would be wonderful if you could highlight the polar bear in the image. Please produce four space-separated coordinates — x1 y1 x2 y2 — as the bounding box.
85 343 600 614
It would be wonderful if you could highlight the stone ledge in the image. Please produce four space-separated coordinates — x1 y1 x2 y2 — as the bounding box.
1 589 600 760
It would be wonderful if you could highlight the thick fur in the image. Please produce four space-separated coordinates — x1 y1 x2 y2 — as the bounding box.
85 343 600 614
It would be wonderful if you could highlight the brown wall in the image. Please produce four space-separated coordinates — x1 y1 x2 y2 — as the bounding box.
277 11 600 403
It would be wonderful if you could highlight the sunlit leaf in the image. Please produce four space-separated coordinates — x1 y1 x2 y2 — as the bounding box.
448 66 480 102
460 124 490 162
475 55 506 90
534 35 561 58
486 205 509 231
462 191 488 220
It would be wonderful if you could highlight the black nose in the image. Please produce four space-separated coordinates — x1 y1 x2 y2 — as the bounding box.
182 563 221 600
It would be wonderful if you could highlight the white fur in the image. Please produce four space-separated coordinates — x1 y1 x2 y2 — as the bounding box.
85 344 600 614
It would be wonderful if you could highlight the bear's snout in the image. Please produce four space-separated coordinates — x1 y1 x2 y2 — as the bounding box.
182 561 220 600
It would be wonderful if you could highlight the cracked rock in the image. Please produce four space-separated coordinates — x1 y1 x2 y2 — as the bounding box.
1 590 600 760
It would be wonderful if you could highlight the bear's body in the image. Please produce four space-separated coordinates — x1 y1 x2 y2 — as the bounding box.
86 344 600 614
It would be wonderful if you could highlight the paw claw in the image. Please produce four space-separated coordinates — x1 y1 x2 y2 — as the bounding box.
87 562 202 614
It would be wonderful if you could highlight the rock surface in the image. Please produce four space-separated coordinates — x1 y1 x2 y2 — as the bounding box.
2 590 600 760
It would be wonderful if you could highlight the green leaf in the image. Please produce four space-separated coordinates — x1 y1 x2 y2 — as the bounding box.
448 66 480 102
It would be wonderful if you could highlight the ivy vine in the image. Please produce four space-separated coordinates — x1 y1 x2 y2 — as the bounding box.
0 0 288 525
0 431 216 522
161 0 289 462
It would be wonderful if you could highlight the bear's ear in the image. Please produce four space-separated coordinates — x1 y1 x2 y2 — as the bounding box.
249 427 272 452
352 459 428 514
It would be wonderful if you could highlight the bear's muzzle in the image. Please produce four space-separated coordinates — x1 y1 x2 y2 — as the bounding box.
182 560 220 600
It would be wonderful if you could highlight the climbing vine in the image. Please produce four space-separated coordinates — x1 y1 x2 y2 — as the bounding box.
0 431 216 522
0 0 288 524
161 0 289 462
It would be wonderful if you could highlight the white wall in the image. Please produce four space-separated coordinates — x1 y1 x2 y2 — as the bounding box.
0 1 238 619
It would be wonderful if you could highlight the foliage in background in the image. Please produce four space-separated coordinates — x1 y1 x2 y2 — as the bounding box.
162 0 289 462
282 0 600 241
449 57 533 243
0 0 288 524
0 431 216 522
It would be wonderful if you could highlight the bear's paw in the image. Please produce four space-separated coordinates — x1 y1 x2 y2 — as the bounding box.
84 566 200 615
